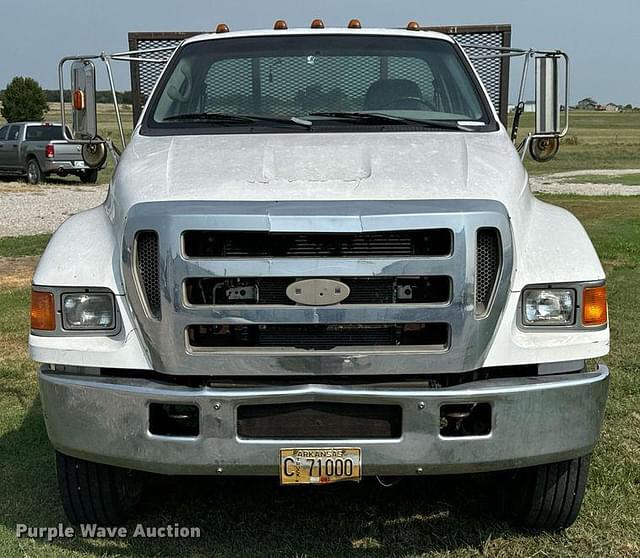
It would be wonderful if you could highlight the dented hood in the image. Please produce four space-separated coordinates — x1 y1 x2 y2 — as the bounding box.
110 130 528 222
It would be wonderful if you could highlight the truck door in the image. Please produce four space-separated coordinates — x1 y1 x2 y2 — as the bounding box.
0 125 10 168
0 125 22 169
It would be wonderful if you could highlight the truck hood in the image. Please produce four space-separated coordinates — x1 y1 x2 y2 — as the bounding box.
110 130 529 220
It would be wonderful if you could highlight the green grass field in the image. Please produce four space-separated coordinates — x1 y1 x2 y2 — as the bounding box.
0 195 639 557
513 111 640 176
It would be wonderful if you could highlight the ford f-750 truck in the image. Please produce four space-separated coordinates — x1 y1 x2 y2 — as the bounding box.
30 21 609 530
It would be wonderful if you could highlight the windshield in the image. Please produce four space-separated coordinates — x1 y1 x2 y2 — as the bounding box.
144 34 496 134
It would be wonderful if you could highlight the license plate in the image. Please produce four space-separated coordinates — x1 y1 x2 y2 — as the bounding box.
73 161 86 168
279 447 361 485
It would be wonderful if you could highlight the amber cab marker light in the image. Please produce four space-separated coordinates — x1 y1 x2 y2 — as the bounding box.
31 291 56 331
215 23 230 33
407 21 421 31
274 20 288 30
311 19 325 29
582 286 608 327
348 19 362 29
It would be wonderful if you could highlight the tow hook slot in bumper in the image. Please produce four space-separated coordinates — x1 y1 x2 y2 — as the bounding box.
440 403 492 437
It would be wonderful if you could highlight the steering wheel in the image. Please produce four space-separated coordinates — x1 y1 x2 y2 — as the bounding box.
388 96 438 111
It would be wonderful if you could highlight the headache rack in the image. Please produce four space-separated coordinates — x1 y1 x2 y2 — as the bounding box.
127 24 513 125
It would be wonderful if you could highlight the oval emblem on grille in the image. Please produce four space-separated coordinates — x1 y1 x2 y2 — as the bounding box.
286 279 350 306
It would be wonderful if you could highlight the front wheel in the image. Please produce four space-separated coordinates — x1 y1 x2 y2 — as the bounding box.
26 158 42 185
56 451 142 525
503 454 591 531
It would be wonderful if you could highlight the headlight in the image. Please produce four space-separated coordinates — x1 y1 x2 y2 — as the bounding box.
523 288 575 326
62 293 115 330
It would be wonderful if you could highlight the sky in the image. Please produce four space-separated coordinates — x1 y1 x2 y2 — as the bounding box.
0 0 638 105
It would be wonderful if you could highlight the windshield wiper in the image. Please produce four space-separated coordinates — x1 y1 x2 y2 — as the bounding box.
163 112 312 129
308 112 480 131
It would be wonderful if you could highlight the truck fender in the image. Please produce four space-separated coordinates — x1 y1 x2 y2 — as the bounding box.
33 205 124 294
510 196 605 290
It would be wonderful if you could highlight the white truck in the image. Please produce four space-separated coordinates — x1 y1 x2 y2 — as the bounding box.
30 21 609 530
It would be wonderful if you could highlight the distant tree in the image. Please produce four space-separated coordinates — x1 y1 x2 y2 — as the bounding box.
0 76 49 122
624 104 633 111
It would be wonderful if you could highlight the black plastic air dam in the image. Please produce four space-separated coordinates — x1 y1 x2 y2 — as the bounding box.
187 323 450 351
237 402 402 439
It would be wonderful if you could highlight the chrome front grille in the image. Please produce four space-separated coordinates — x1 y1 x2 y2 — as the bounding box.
123 200 513 376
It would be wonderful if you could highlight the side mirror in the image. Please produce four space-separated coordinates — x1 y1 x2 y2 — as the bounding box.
70 60 98 140
535 55 561 135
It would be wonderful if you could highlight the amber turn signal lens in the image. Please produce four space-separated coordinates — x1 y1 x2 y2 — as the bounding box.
72 89 85 111
582 286 607 326
311 18 325 29
407 21 421 31
215 23 230 33
274 19 288 30
31 291 56 331
348 19 362 29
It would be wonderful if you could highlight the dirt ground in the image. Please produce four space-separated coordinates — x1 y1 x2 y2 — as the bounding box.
0 256 39 288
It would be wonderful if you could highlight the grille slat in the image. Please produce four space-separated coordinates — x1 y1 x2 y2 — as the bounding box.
475 228 501 316
188 323 449 351
183 229 452 258
258 325 395 350
135 231 161 319
184 276 451 306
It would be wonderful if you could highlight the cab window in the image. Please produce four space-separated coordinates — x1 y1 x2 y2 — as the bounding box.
7 125 21 141
25 125 66 141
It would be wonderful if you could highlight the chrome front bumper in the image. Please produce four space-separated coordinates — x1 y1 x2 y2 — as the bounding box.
39 365 609 476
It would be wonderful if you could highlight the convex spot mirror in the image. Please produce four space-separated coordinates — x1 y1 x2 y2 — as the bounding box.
71 60 98 140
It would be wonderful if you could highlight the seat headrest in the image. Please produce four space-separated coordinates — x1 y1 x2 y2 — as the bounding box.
364 79 423 110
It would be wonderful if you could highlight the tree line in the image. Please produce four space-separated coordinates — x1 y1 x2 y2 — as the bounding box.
1 76 133 122
40 89 133 104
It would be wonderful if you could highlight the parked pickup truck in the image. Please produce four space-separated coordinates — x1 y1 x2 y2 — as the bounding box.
0 122 99 184
32 22 609 531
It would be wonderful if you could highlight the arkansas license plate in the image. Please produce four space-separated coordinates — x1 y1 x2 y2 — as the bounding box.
279 447 361 485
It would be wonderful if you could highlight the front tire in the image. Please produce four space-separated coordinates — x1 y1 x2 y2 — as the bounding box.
26 158 42 185
504 455 591 531
56 451 142 525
